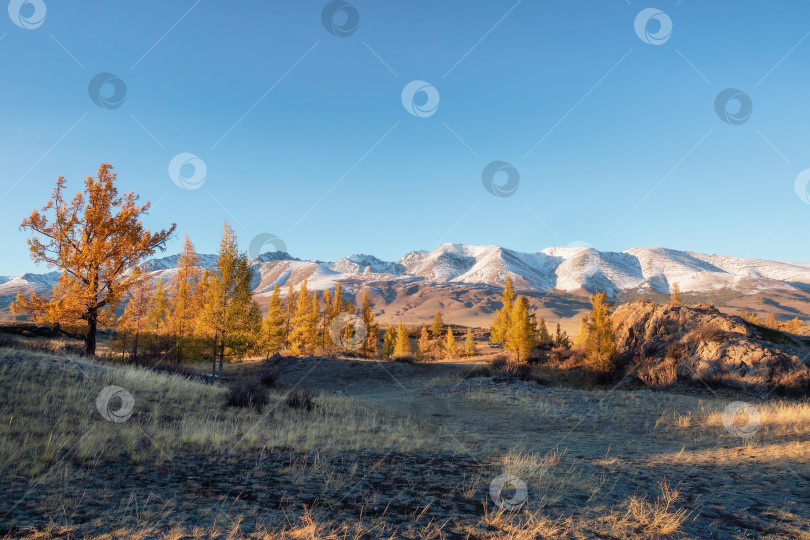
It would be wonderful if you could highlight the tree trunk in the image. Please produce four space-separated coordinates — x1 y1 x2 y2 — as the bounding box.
85 309 98 356
219 341 224 376
212 334 217 376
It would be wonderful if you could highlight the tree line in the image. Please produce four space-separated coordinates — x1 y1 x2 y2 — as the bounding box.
114 222 391 373
487 275 619 374
9 163 489 368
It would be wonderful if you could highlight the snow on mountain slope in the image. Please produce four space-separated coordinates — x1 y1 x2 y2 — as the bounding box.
3 246 810 305
687 252 810 284
398 244 499 283
0 271 60 300
252 260 343 294
329 254 404 275
141 253 219 271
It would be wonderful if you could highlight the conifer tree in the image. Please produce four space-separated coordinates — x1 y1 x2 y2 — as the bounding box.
536 316 552 346
289 279 312 355
671 282 682 306
443 327 457 358
554 322 571 348
382 325 396 360
308 291 321 353
490 276 515 345
764 312 777 329
359 290 378 357
394 321 411 356
195 222 260 374
11 163 175 355
262 283 285 357
417 326 432 361
167 235 201 363
284 282 297 349
574 316 589 347
117 266 152 361
431 311 444 338
321 287 333 349
584 291 617 374
505 296 536 362
463 327 476 356
785 316 802 333
333 281 346 317
149 278 169 337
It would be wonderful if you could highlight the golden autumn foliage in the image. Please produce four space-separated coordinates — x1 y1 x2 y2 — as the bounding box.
11 163 175 355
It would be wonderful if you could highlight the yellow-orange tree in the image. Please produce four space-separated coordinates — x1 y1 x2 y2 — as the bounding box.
11 163 175 355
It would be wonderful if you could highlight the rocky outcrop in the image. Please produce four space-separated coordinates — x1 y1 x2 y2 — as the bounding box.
612 301 810 392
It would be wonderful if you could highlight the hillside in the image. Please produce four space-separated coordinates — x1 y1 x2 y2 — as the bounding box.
3 244 810 330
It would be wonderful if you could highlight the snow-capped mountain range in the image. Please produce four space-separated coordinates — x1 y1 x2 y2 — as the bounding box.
2 244 810 304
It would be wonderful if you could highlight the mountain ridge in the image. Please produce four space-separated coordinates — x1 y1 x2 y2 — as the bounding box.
3 244 810 299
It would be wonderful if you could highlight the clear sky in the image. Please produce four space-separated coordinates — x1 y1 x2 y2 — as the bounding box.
1 0 809 275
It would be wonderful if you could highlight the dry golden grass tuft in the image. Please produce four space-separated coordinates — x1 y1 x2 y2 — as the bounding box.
604 479 690 537
479 506 572 539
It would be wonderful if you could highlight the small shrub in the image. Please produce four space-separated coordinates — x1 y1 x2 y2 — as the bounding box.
491 356 508 371
286 388 314 411
463 365 492 378
561 349 585 369
664 342 689 362
391 353 414 364
226 381 268 409
548 346 573 365
692 323 724 343
491 358 519 381
635 358 678 388
516 364 548 385
259 370 278 387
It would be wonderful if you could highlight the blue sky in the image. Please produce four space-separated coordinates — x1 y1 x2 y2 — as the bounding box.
1 0 809 275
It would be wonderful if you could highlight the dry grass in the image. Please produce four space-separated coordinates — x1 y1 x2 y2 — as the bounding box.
654 399 810 441
3 345 807 538
704 400 810 436
479 506 572 539
606 479 689 537
0 348 448 477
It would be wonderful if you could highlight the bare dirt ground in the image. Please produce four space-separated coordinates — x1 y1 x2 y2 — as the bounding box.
270 357 810 538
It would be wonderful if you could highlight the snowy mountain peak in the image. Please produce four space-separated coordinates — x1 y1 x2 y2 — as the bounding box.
3 245 810 306
329 254 404 275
